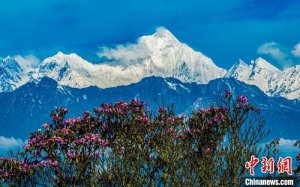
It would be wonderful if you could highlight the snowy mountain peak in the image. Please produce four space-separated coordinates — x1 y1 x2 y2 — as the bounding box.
1 27 300 100
0 55 36 92
238 59 247 66
153 27 174 37
147 27 178 43
45 52 83 64
234 59 248 69
227 57 280 78
226 57 300 100
39 52 98 88
269 65 300 100
252 57 280 73
138 27 181 52
226 57 281 94
95 27 226 86
2 55 12 62
226 59 251 80
56 51 65 56
41 52 95 74
51 51 69 60
0 56 20 70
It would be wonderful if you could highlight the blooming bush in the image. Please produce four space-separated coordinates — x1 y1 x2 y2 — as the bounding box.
0 91 269 186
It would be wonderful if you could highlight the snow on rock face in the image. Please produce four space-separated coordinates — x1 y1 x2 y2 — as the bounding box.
0 27 300 100
39 52 99 88
138 27 227 83
226 58 300 100
96 27 226 86
0 56 37 92
226 58 280 93
270 65 300 100
38 27 226 88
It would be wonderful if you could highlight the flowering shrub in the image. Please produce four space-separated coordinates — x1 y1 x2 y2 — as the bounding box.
0 91 269 186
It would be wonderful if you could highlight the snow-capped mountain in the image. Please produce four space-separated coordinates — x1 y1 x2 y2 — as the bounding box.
0 27 300 100
38 27 226 88
97 27 227 85
270 65 300 99
226 58 280 94
39 52 103 88
0 56 37 92
226 58 300 100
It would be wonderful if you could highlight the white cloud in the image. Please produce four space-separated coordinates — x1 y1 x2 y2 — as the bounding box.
14 54 40 70
0 136 25 153
291 42 300 57
97 44 148 63
257 42 285 60
96 27 170 65
257 42 293 68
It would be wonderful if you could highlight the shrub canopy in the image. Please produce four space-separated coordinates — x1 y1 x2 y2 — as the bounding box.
0 91 278 186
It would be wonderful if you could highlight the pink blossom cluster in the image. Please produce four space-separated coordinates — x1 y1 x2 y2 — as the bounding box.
64 116 84 125
0 157 58 179
158 107 167 113
38 160 58 167
167 127 175 133
52 114 61 121
208 113 225 125
94 100 145 116
95 102 129 115
94 107 114 114
129 99 140 106
205 148 211 154
167 117 176 123
198 106 229 115
64 118 77 125
52 136 66 145
237 95 248 106
25 134 67 150
42 123 50 130
115 100 129 113
197 106 228 126
74 134 109 147
60 108 68 114
138 115 150 124
225 90 232 98
59 127 73 136
67 150 76 159
183 128 201 135
25 135 47 149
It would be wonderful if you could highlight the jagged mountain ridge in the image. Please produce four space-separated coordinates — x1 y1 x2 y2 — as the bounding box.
226 58 300 100
39 28 226 88
0 27 226 91
0 27 299 99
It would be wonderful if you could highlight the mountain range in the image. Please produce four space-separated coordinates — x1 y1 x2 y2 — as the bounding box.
0 76 299 140
0 27 299 142
1 27 299 100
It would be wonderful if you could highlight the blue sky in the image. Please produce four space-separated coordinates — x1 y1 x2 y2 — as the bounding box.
1 0 300 69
